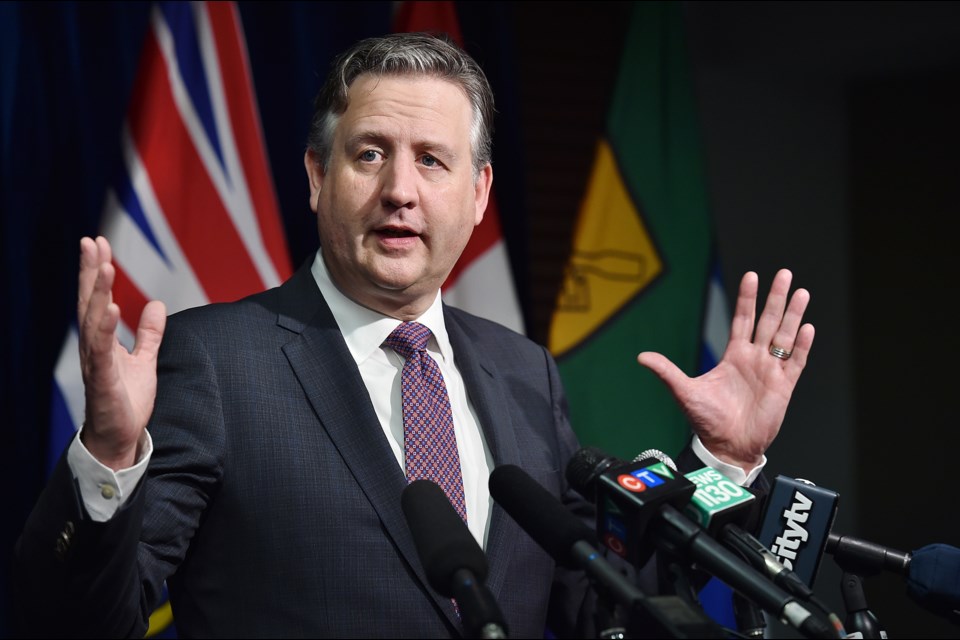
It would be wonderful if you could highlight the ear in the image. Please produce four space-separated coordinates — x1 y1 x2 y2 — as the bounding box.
473 163 493 226
304 150 325 212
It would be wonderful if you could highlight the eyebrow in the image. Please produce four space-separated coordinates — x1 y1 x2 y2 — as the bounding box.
345 131 460 162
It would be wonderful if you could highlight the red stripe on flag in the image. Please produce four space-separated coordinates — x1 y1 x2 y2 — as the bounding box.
443 194 502 289
393 0 464 43
393 0 506 291
112 263 151 334
126 28 264 303
206 2 292 281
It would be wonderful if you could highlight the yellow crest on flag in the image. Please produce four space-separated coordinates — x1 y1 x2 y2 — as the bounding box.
549 140 662 357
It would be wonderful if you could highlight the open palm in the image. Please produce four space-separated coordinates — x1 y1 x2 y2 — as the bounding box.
638 269 815 471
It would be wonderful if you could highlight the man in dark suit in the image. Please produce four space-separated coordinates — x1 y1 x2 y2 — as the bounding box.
15 33 814 638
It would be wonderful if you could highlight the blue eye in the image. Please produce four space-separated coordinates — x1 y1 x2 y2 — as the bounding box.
421 155 438 167
360 150 380 162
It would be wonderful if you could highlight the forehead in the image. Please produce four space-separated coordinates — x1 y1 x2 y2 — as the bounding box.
337 74 473 139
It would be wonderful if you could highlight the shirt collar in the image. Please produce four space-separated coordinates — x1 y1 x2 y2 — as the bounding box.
310 249 452 365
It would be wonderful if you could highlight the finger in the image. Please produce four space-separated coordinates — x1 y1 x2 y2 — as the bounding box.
637 351 691 403
769 287 810 355
78 237 102 322
753 268 793 347
728 271 759 343
132 300 167 360
79 237 114 328
783 323 815 378
81 261 117 360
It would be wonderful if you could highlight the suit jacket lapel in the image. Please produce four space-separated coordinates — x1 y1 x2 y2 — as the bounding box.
274 265 460 628
444 308 523 604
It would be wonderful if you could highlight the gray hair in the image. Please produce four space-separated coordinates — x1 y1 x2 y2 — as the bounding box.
306 32 494 180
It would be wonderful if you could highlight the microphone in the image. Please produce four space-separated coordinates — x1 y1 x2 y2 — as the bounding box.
400 480 508 639
907 543 960 623
756 475 840 588
488 464 726 639
757 475 896 637
566 447 697 568
680 465 843 636
826 531 911 577
566 447 840 639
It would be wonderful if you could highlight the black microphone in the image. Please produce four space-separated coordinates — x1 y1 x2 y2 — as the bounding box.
401 480 508 639
756 476 839 588
826 531 911 577
566 447 840 639
566 447 697 569
488 464 726 639
670 461 771 639
756 476 896 638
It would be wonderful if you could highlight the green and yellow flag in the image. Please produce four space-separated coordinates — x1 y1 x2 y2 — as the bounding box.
549 1 714 461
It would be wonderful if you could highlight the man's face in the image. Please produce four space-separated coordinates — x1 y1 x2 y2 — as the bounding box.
305 74 492 318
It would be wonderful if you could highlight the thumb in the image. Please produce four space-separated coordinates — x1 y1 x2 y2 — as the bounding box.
133 300 167 359
637 351 690 399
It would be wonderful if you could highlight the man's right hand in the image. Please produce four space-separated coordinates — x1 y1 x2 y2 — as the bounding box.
78 236 166 471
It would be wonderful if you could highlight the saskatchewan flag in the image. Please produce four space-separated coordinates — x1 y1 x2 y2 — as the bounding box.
549 1 714 461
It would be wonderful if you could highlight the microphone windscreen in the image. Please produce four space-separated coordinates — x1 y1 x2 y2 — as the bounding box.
401 480 487 596
565 446 624 499
907 543 960 612
489 464 598 566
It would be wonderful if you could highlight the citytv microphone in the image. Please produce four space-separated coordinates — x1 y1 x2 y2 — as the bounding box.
757 475 840 588
567 447 840 639
401 480 507 639
488 464 725 639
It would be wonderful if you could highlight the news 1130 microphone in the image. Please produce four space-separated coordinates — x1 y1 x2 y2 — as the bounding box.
488 464 726 639
566 447 840 639
681 466 845 637
400 480 508 639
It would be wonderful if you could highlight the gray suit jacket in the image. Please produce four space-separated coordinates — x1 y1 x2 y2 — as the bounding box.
16 262 593 638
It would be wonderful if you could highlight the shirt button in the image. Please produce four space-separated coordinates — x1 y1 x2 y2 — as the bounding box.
100 484 116 499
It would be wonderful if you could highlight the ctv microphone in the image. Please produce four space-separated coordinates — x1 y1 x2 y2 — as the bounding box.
488 464 726 639
566 447 697 569
567 447 840 639
401 480 507 639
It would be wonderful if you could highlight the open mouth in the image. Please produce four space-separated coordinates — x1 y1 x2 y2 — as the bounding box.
378 228 418 238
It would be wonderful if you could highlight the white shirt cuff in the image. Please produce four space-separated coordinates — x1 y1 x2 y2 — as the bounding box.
691 434 766 486
66 428 153 522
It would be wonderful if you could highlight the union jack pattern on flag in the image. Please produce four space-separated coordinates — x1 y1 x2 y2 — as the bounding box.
48 0 292 473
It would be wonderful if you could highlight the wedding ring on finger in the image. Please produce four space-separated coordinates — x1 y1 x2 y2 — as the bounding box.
769 344 793 360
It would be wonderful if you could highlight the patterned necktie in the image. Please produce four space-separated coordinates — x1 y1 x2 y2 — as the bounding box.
385 322 467 523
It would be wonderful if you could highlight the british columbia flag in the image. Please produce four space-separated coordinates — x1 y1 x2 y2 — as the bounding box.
48 0 293 475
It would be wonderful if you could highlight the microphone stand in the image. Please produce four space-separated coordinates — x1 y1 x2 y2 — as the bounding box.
840 571 886 639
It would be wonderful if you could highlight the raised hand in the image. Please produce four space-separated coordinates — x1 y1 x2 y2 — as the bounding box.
77 236 167 470
636 269 815 472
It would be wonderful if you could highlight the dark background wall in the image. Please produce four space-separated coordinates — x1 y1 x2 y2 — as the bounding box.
685 2 960 637
4 1 960 637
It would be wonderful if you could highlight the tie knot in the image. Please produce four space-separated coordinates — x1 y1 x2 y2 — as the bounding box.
384 322 432 359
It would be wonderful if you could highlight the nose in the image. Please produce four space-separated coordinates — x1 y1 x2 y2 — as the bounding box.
380 155 419 211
